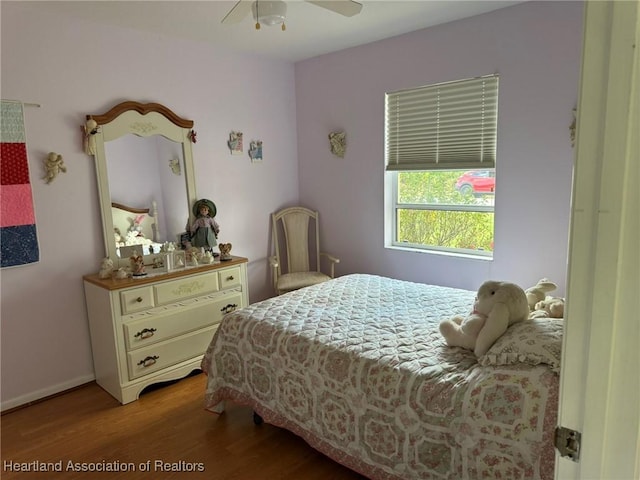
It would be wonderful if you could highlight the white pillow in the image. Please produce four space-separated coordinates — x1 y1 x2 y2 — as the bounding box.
478 318 563 373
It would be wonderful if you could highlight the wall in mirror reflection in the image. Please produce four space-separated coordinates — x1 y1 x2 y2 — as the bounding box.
105 134 188 248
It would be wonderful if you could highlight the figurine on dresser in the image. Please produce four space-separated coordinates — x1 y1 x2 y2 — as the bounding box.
219 242 233 261
129 250 146 276
98 257 114 279
188 199 220 253
114 268 129 279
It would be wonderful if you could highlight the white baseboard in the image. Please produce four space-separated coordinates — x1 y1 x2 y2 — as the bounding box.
1 374 96 412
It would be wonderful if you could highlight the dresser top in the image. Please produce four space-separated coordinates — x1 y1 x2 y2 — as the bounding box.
83 255 248 291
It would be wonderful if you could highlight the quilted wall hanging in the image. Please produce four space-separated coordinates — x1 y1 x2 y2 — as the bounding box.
1 100 40 268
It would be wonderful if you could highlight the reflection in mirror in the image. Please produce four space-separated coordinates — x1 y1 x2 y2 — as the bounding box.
105 135 187 256
86 101 197 267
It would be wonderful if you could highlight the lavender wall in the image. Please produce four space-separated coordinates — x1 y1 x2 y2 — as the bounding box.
0 1 583 409
295 1 583 292
0 3 298 408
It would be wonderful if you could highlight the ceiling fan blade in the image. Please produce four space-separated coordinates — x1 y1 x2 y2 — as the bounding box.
221 0 253 24
306 0 363 17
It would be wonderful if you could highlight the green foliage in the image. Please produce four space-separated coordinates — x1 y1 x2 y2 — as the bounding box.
398 171 462 204
397 209 494 251
396 171 494 252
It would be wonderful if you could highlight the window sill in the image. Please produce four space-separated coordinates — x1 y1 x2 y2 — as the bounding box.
386 244 493 261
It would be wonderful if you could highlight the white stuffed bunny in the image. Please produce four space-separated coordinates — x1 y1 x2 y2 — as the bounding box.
439 280 530 357
524 278 557 311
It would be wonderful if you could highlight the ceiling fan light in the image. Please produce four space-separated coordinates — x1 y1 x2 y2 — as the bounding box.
252 0 287 26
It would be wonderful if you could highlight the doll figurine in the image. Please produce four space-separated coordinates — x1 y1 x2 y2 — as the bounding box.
189 199 220 252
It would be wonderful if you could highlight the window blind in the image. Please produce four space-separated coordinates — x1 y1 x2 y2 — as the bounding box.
385 74 498 171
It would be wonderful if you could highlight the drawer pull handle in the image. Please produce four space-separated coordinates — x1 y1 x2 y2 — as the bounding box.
136 297 143 303
226 275 234 281
221 303 238 314
134 327 157 339
137 355 159 367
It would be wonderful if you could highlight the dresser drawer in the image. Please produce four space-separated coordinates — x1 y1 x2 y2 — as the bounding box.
120 286 155 314
123 292 243 351
154 271 219 305
219 266 242 289
126 326 216 380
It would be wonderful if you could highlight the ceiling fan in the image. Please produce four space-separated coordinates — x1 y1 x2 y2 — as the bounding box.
221 0 363 31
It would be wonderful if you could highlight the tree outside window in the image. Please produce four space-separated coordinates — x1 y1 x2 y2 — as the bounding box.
394 169 494 255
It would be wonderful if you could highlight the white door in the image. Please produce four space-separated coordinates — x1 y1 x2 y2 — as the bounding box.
557 1 640 479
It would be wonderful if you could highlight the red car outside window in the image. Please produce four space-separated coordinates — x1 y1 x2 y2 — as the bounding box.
455 170 495 195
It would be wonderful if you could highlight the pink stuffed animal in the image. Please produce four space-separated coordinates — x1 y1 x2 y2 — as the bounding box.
128 214 145 237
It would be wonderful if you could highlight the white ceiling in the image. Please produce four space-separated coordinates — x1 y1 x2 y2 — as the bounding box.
24 1 525 62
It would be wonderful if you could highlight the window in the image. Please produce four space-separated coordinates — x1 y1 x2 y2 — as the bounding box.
385 75 499 257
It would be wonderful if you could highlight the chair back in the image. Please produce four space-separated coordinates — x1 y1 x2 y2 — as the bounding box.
271 206 321 276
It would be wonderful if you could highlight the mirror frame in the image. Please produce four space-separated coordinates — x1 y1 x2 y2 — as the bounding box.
86 101 197 267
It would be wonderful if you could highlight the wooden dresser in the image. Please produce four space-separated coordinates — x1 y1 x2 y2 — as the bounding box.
83 256 248 404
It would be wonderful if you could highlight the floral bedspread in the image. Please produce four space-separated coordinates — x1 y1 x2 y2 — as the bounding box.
202 274 558 480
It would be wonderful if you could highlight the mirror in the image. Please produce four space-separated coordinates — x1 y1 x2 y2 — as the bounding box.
86 101 197 267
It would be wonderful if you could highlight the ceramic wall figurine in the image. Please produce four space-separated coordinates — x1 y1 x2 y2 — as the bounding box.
228 131 243 154
169 157 181 175
83 118 99 155
248 140 263 162
329 131 346 158
43 152 67 184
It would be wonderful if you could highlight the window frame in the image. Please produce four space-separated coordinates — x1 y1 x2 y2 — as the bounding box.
389 170 495 258
384 75 499 258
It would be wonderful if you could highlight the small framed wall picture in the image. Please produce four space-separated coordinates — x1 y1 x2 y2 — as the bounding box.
228 131 243 155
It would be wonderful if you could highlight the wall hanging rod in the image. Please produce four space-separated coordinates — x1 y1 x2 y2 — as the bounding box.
1 99 41 107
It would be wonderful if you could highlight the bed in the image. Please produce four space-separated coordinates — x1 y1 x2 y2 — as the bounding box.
111 201 164 256
201 274 562 479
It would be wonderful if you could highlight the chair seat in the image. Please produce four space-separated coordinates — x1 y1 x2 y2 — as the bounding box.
277 271 331 293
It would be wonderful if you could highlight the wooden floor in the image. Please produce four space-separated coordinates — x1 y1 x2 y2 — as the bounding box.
1 373 367 479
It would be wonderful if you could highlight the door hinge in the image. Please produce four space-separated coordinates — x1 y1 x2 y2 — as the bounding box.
555 426 581 462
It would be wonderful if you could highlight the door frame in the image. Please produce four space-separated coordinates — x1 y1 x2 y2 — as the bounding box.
557 1 639 479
